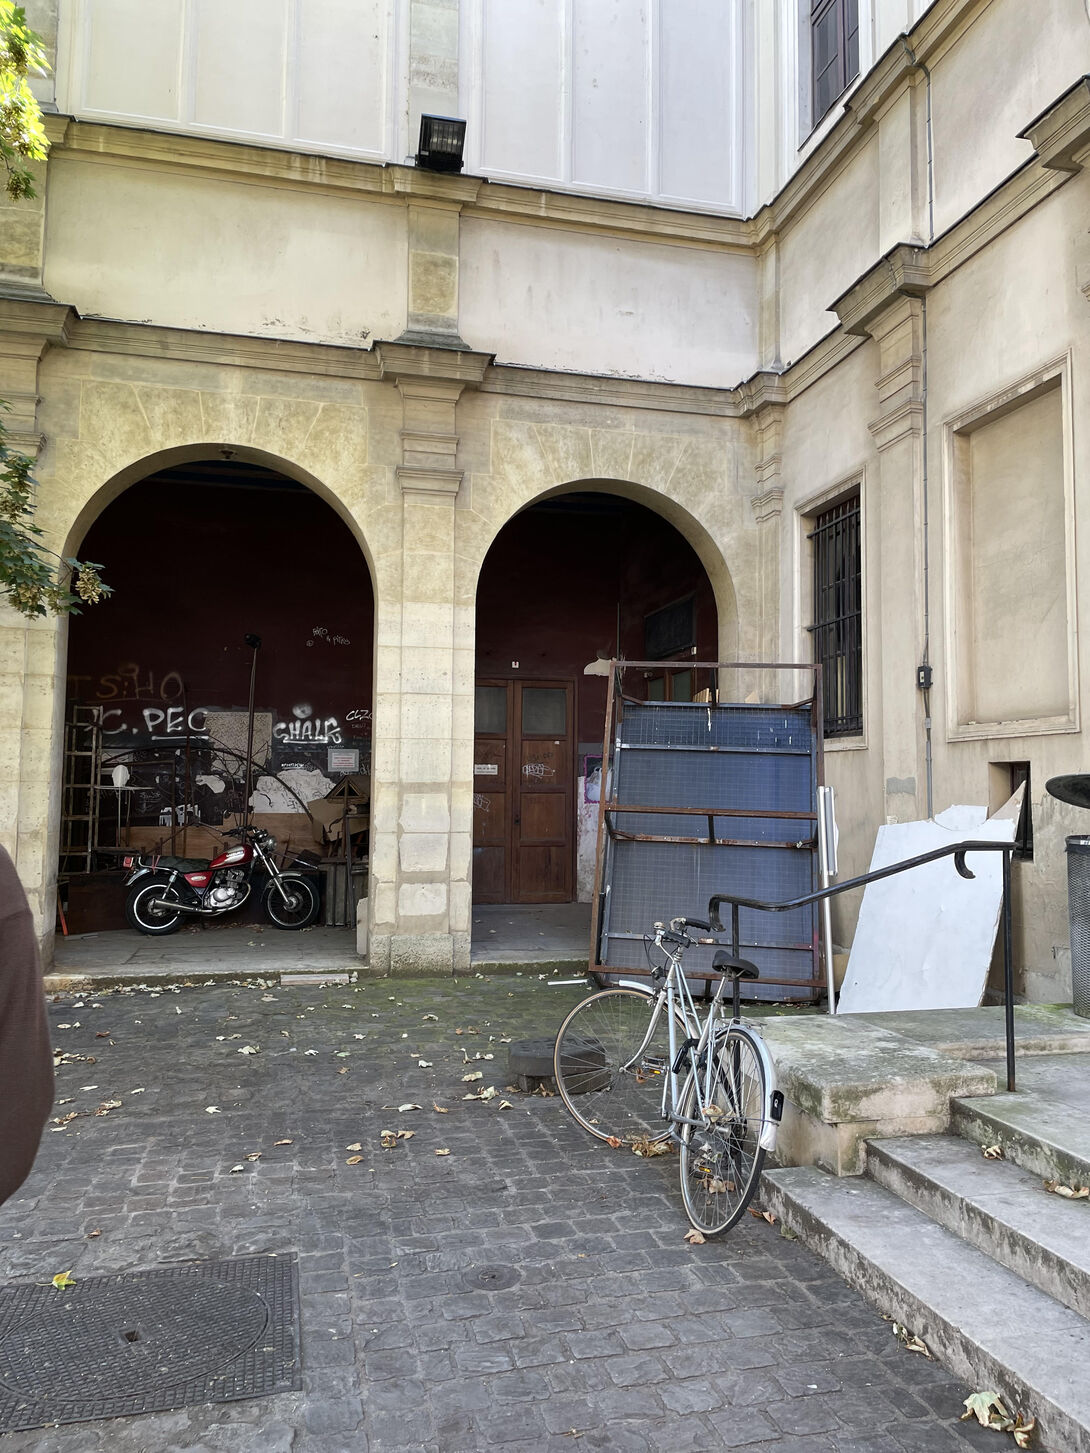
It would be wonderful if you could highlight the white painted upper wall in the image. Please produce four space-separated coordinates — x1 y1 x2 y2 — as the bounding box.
460 0 746 214
54 0 404 163
460 219 757 385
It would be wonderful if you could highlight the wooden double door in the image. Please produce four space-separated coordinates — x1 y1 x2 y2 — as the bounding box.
472 679 574 903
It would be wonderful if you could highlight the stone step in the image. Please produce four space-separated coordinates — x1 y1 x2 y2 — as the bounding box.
762 1165 1090 1453
951 1089 1090 1189
866 1134 1090 1320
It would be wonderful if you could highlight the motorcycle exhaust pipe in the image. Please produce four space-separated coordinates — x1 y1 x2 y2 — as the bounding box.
149 898 229 916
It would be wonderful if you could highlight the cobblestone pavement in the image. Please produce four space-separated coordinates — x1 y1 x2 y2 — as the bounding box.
0 973 999 1452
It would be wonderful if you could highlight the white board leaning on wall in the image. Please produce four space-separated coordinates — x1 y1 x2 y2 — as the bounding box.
836 791 1023 1015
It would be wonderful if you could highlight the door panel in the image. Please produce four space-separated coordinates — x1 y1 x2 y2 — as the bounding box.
472 678 574 903
513 681 572 903
472 687 509 904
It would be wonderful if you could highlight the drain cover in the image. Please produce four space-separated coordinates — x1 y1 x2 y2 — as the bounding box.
464 1264 520 1291
0 1255 300 1432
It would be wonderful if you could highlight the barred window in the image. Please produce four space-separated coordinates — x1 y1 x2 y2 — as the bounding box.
808 493 862 738
811 0 859 126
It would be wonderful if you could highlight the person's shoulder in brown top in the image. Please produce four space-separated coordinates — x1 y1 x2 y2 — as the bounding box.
0 845 54 1205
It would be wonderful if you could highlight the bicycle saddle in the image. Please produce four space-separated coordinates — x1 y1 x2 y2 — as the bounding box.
712 950 760 980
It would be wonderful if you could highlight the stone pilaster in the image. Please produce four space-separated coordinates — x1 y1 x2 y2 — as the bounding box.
370 340 490 974
739 372 787 660
835 248 931 823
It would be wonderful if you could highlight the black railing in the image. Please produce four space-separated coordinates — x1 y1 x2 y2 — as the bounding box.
707 839 1018 1093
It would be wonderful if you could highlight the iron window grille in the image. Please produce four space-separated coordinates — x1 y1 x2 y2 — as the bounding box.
808 493 862 737
810 0 860 126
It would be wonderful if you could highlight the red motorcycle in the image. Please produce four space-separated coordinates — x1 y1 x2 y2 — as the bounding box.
122 824 320 934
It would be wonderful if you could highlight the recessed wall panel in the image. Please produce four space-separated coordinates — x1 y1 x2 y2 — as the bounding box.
478 0 564 180
191 0 288 138
571 0 648 194
658 0 737 209
81 0 184 121
295 0 390 153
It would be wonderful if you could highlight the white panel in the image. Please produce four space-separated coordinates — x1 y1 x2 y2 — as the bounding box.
295 0 390 153
478 0 565 181
191 0 288 138
570 0 648 193
658 0 738 209
81 0 184 121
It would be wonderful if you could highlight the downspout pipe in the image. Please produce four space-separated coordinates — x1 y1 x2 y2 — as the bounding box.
900 36 935 819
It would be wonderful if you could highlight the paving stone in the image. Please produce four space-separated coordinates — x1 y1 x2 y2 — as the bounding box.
0 977 991 1451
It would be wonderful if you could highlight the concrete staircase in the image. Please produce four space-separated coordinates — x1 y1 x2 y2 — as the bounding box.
763 1056 1090 1452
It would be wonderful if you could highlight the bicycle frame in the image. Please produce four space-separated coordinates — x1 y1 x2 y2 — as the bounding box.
615 928 781 1153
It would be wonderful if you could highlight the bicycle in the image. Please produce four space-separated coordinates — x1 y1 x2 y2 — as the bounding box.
552 916 783 1236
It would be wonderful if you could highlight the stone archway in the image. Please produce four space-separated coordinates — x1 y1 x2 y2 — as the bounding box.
471 488 725 910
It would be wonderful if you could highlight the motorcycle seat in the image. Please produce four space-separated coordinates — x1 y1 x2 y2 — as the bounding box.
156 856 211 872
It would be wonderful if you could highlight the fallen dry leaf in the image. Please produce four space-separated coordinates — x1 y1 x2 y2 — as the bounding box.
605 1136 623 1149
982 1144 1004 1160
462 1072 483 1083
498 1100 513 1110
229 1164 245 1174
748 1207 777 1226
1044 1179 1090 1199
244 1152 261 1162
433 1102 449 1113
345 1155 364 1165
683 1228 705 1245
398 1103 422 1113
87 1229 101 1239
422 1014 438 1021
435 1148 451 1156
274 1138 293 1146
380 1131 398 1149
397 1130 415 1140
205 1106 221 1114
961 1390 1036 1446
346 1142 362 1151
631 1135 671 1158
891 1322 932 1358
51 1270 75 1290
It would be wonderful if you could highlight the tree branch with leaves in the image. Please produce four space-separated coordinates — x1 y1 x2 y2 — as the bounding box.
0 5 108 618
0 1 48 201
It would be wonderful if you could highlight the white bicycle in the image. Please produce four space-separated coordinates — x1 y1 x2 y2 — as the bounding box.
553 917 783 1236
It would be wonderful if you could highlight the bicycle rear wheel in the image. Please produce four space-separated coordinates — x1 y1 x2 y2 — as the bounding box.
553 987 678 1145
678 1025 767 1236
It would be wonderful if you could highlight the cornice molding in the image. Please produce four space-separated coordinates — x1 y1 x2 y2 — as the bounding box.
832 244 931 338
375 340 491 388
481 364 743 417
1019 75 1090 173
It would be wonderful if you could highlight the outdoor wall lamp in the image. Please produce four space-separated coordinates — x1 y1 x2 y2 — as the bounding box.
416 114 467 173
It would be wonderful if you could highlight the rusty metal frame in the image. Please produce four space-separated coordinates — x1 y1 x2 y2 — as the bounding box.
589 660 825 998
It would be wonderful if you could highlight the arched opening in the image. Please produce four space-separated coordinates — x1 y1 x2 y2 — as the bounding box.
473 490 720 908
59 456 374 936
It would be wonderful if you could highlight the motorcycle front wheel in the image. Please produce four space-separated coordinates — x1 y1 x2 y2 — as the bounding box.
263 875 320 930
125 881 184 935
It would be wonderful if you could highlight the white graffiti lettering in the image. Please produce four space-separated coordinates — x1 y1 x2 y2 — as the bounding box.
307 626 352 647
345 707 372 724
522 762 552 779
273 716 343 745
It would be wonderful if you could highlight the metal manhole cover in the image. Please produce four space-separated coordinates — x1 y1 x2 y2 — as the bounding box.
0 1255 300 1433
464 1264 520 1291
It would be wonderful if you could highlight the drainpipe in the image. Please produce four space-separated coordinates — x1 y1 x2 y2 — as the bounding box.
901 36 936 819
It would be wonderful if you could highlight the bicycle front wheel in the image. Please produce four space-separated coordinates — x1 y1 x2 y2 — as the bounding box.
678 1025 767 1236
553 987 678 1145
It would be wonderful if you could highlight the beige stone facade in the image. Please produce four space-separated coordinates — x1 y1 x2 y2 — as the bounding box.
3 0 1090 997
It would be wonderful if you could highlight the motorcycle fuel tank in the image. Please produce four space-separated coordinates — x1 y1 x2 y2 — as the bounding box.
208 844 252 870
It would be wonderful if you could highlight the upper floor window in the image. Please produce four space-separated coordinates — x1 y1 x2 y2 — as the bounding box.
808 492 862 738
811 0 860 126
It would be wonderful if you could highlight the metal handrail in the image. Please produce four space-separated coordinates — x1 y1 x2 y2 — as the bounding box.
707 839 1018 1092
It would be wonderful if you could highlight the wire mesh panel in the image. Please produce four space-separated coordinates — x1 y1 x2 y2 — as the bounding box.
591 663 824 1002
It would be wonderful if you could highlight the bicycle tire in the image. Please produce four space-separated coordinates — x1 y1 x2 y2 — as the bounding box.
678 1024 767 1236
553 987 681 1145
